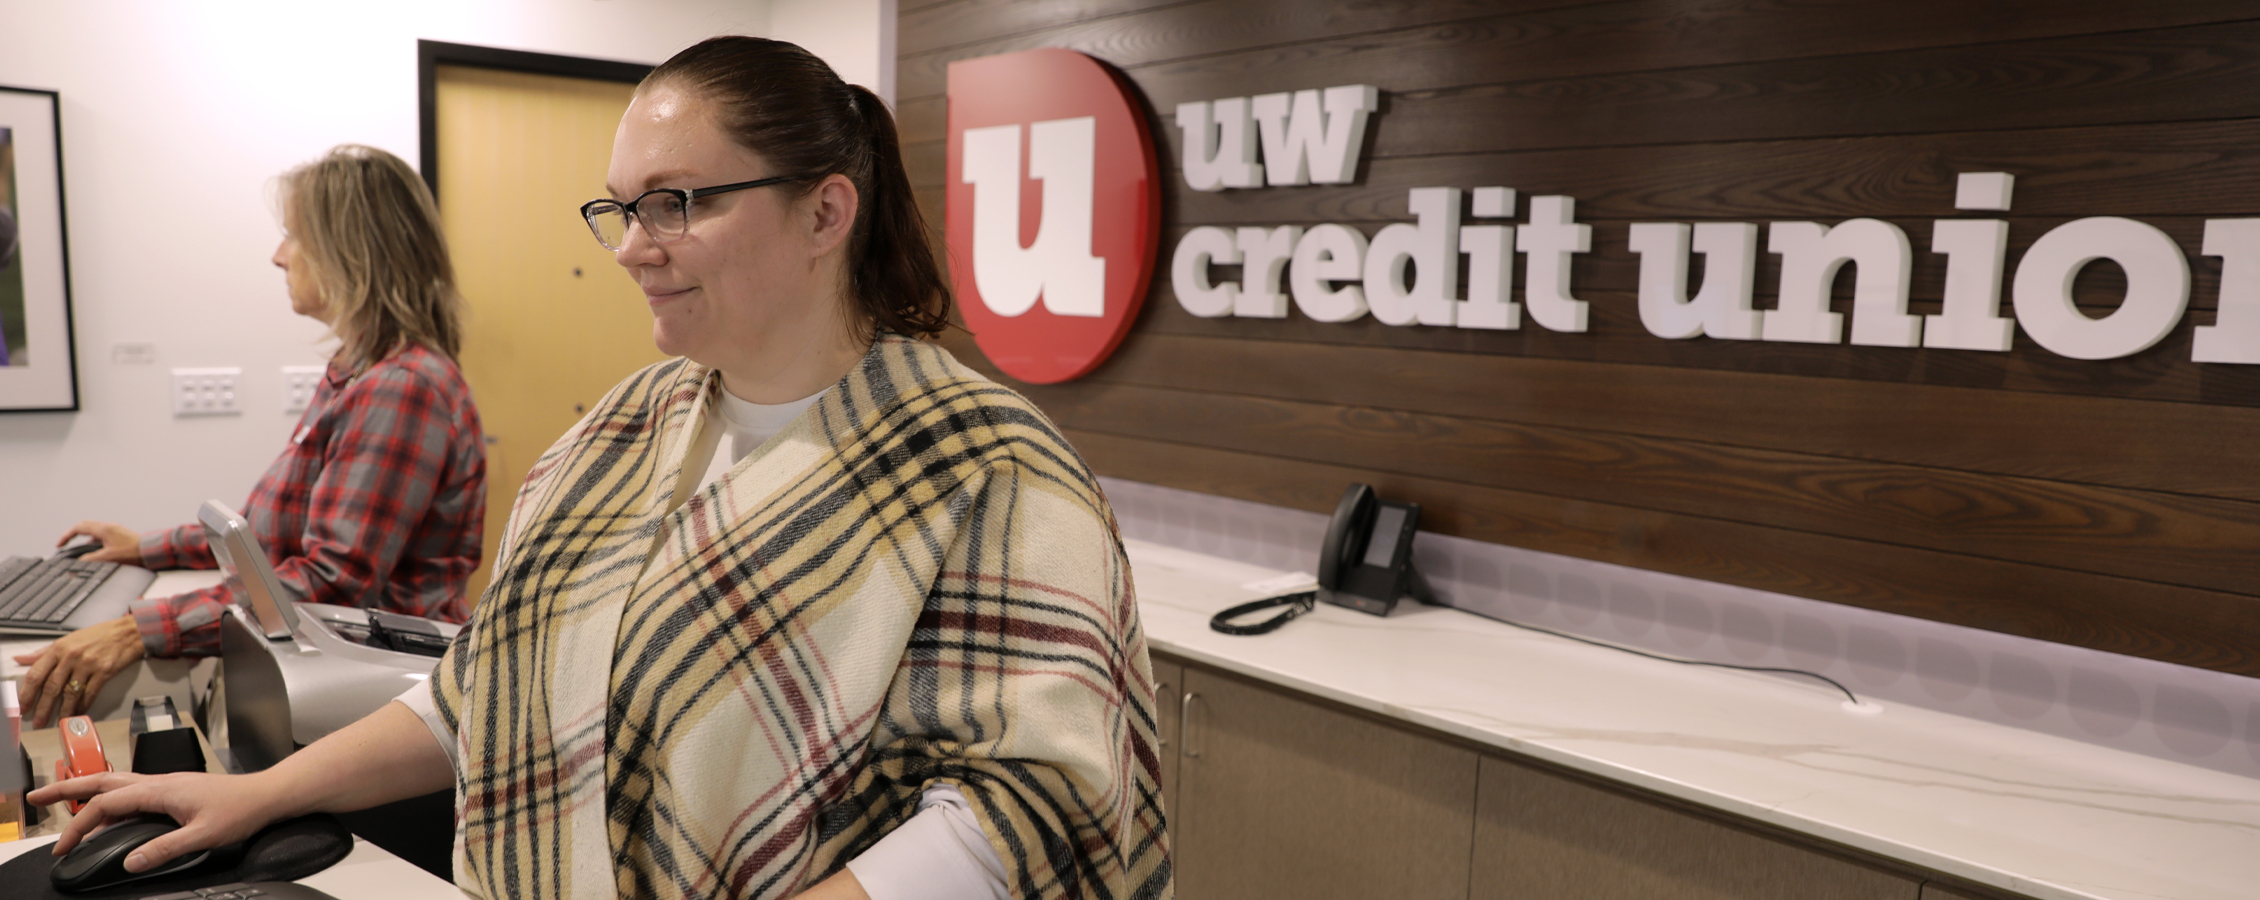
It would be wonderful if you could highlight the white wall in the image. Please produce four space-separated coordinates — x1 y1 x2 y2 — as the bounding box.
770 0 897 106
0 0 854 555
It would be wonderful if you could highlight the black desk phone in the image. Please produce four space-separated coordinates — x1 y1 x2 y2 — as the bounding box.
1316 482 1436 616
1211 483 1435 634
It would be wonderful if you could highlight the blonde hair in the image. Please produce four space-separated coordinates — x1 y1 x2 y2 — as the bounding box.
280 145 462 370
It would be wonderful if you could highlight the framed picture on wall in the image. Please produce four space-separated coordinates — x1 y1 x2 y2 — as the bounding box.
0 85 76 412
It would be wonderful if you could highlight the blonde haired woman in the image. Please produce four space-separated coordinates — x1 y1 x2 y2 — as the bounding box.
16 145 487 728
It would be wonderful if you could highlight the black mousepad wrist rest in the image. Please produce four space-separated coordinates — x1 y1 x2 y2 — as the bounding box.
0 812 353 899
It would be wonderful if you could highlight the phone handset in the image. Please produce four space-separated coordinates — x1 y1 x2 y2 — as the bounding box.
1315 483 1373 599
1211 483 1435 635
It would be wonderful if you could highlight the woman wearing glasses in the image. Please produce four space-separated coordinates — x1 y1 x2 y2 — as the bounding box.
37 37 1168 900
15 146 486 729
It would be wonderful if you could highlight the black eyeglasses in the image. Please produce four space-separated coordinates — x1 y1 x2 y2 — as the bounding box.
579 175 801 251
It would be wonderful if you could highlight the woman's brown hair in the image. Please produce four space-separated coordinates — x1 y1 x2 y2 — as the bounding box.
643 36 952 339
280 145 464 370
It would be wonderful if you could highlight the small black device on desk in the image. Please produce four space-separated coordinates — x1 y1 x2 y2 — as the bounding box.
1211 483 1434 635
49 815 209 891
1314 483 1433 616
0 811 355 898
1200 486 1872 705
131 697 209 778
360 611 450 658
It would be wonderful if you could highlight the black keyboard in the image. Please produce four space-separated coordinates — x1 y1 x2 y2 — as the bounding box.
0 554 120 627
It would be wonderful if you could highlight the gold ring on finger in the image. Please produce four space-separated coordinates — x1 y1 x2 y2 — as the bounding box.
64 680 83 693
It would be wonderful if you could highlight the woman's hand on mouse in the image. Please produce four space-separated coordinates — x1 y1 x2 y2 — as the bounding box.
54 521 143 566
31 771 294 873
31 702 451 874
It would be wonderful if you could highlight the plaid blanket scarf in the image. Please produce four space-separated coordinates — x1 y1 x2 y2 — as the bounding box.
429 335 1171 899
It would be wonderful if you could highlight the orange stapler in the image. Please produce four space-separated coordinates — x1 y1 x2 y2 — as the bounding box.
53 715 109 812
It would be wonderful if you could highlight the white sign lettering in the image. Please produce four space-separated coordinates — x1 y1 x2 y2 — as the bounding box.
1165 85 2260 364
1629 222 1762 341
2012 217 2188 360
1366 187 1460 326
961 117 1107 317
1175 97 1262 192
1764 218 1915 346
1178 85 1378 190
2197 219 2260 363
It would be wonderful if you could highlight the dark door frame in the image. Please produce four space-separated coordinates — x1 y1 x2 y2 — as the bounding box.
416 40 652 202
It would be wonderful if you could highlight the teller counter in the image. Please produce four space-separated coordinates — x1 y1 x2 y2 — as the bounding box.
1125 539 2259 900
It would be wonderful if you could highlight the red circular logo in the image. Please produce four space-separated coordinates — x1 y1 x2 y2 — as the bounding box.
946 49 1160 384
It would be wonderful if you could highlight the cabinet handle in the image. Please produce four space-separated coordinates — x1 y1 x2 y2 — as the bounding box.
1156 682 1170 748
1181 691 1201 759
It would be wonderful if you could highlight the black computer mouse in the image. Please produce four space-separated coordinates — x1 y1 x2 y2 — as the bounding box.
54 538 98 560
49 814 211 892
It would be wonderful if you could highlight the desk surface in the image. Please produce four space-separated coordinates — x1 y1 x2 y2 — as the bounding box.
2 570 226 725
0 711 460 898
15 717 224 839
1127 539 2260 900
3 569 458 899
0 833 461 899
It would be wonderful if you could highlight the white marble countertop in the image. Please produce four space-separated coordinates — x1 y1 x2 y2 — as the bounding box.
1127 540 2260 900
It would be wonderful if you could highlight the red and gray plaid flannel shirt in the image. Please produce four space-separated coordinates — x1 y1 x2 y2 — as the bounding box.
131 344 487 657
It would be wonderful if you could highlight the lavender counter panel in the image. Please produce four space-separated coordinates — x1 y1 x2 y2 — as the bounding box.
1102 477 2260 780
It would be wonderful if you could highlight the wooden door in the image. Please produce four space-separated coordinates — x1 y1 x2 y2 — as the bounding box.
1174 667 1476 900
435 66 663 603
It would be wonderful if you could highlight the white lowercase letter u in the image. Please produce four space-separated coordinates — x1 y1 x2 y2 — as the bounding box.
961 117 1107 317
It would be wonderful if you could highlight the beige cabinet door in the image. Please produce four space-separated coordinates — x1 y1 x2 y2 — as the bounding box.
1922 885 2032 900
435 65 665 603
1151 655 1183 824
1470 754 1918 900
1174 667 1476 900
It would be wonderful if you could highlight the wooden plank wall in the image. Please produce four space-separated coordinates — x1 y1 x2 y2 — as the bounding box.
894 0 2260 678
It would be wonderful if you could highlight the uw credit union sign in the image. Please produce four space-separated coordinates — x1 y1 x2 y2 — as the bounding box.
945 49 2260 384
945 49 1160 384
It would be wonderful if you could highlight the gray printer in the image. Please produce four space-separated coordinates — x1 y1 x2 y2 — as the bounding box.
201 500 458 772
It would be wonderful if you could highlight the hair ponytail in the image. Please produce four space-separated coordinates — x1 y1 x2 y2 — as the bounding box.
843 84 952 338
645 37 952 340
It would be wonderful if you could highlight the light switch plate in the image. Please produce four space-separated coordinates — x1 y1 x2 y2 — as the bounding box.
172 367 242 416
282 365 325 414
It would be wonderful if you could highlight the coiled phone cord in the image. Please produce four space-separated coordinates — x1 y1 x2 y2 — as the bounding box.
1208 590 1317 635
